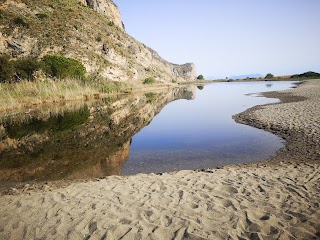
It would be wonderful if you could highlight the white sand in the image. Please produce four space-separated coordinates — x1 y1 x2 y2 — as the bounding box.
0 80 319 240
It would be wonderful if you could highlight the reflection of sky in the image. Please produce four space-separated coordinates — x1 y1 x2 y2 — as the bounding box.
123 81 297 174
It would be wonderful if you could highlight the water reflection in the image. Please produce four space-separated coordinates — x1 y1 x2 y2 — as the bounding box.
122 81 297 175
0 86 196 183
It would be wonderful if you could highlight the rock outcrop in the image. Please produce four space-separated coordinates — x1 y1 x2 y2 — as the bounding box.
0 0 196 82
78 0 124 30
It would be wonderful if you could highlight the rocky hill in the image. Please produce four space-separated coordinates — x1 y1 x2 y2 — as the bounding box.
0 0 196 83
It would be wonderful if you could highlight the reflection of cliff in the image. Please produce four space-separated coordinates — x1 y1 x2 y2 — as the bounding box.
0 86 196 182
67 140 131 179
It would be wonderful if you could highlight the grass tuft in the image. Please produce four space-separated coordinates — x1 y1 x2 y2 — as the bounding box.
35 13 48 19
143 77 156 84
13 17 29 28
0 78 97 111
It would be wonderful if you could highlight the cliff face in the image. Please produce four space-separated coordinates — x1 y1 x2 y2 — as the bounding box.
0 0 196 82
78 0 124 30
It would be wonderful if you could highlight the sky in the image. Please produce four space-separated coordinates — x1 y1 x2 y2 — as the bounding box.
113 0 320 79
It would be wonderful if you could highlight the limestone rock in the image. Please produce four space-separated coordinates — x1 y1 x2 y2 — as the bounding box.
78 0 124 30
0 0 197 82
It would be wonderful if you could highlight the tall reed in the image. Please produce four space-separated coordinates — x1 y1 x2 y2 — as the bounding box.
0 78 97 111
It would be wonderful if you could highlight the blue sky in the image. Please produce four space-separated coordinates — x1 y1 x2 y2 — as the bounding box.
113 0 320 79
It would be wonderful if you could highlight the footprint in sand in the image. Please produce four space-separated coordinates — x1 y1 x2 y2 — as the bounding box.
160 215 172 227
190 203 199 209
259 214 270 221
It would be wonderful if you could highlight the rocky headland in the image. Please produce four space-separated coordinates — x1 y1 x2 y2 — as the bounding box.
0 0 196 82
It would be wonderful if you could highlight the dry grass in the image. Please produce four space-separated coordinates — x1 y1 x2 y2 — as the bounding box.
0 78 98 111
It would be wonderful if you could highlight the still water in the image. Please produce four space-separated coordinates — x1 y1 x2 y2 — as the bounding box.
123 81 296 174
0 81 297 183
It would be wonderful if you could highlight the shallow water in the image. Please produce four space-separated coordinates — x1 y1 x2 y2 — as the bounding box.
0 81 297 183
122 81 297 175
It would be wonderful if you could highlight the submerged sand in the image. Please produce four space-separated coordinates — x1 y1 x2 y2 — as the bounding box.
0 80 319 240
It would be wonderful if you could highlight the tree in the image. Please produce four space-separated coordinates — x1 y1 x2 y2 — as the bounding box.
290 71 320 79
41 55 86 79
197 74 204 80
0 54 14 83
265 73 274 79
14 57 40 81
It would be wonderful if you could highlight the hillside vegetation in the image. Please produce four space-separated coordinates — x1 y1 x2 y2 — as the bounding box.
0 0 196 83
0 0 196 110
290 71 320 79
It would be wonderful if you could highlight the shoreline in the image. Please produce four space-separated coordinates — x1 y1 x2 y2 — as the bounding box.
234 80 319 165
0 80 319 239
0 81 175 113
0 78 302 113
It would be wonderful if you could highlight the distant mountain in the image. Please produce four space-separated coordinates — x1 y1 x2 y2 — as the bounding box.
229 74 263 79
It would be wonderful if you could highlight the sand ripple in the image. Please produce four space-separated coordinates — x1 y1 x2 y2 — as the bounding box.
0 162 319 239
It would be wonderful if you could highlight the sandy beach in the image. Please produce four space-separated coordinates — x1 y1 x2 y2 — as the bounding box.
0 80 319 240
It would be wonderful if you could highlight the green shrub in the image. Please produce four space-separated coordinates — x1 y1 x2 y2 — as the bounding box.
265 73 274 79
143 77 156 84
95 36 102 42
197 75 204 80
145 92 156 102
0 54 14 83
41 55 86 79
14 57 40 81
13 17 29 27
35 13 48 19
290 71 320 79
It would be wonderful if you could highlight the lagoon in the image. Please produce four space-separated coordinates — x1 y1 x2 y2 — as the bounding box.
123 81 296 174
0 81 297 183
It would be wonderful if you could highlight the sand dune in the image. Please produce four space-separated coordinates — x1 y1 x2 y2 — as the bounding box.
0 80 319 240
